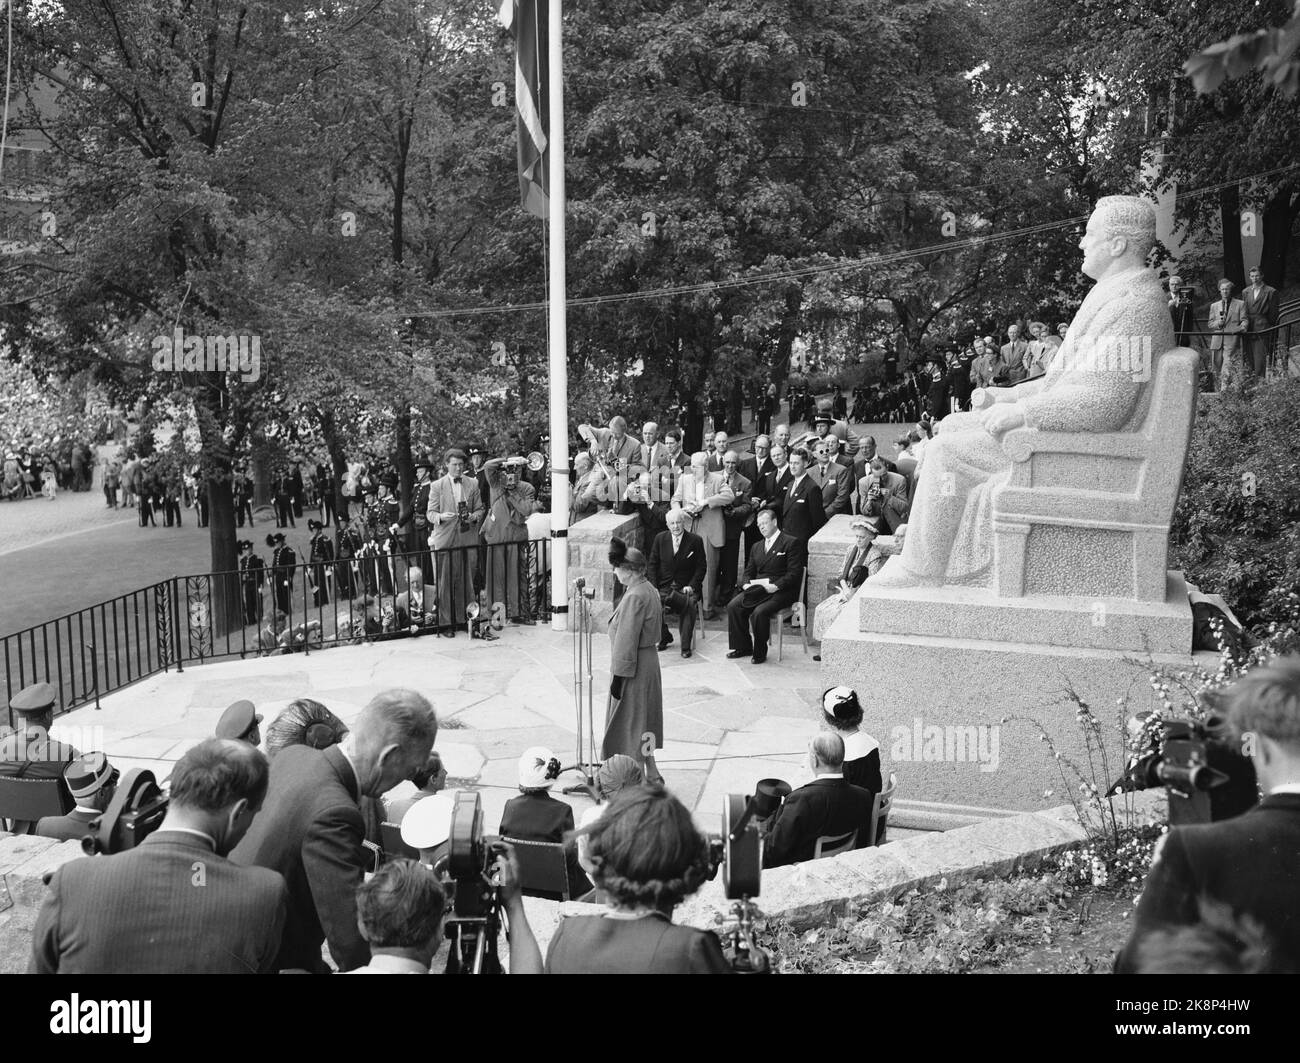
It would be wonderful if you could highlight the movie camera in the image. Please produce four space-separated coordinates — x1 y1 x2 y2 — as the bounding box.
704 779 791 974
442 790 511 974
82 768 169 856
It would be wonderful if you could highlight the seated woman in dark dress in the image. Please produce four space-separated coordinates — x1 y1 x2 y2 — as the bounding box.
546 785 731 974
498 747 591 898
822 687 882 795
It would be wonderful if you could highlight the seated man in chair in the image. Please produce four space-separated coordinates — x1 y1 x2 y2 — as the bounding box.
648 508 707 657
763 732 875 869
872 195 1176 591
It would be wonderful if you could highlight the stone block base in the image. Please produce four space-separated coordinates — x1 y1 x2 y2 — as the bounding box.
820 573 1215 813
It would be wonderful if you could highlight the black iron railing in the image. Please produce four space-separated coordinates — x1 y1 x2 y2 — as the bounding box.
2 537 553 724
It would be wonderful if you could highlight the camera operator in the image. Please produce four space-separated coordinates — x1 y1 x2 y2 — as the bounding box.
546 786 730 974
348 855 543 975
1116 656 1300 973
29 739 288 974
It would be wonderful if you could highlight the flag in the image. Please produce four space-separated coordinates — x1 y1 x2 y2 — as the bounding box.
498 0 549 218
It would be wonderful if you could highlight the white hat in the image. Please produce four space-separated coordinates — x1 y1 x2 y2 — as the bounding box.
517 746 559 790
399 792 456 850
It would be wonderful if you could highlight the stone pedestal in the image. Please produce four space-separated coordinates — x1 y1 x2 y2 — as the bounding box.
565 512 644 624
820 571 1214 812
806 515 859 623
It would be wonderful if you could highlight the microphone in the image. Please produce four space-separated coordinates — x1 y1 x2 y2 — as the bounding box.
574 577 586 590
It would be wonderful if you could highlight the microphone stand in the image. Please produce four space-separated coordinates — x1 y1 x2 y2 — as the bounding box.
563 577 601 795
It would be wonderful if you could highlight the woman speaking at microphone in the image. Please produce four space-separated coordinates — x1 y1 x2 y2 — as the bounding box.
602 547 665 784
545 786 730 974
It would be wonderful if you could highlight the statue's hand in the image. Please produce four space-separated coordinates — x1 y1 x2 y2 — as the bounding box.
984 404 1027 437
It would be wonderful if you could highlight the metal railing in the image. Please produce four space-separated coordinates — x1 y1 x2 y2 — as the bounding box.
2 537 553 724
1177 319 1297 377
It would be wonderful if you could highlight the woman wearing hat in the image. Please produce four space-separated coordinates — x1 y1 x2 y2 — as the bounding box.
603 547 665 784
498 747 591 898
811 517 887 648
546 786 729 973
263 698 349 760
821 687 882 797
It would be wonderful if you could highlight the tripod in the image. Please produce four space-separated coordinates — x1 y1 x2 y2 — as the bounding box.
563 578 601 795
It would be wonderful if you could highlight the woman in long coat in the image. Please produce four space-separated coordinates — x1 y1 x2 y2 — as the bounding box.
602 547 665 784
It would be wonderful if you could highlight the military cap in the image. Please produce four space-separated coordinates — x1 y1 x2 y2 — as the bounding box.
65 751 118 800
215 699 262 741
400 792 456 851
10 682 57 717
413 451 435 470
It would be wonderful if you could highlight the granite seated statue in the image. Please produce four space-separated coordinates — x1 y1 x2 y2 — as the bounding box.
872 196 1193 602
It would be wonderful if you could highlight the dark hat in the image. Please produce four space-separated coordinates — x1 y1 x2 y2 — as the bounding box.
238 539 253 552
414 451 435 470
619 546 648 572
379 471 398 489
308 519 323 531
9 682 57 717
466 444 484 457
608 536 628 567
739 585 771 609
64 751 117 801
215 699 262 741
266 533 285 547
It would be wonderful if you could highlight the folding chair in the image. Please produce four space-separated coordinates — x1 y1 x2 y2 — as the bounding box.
774 570 809 661
869 773 897 847
500 836 572 901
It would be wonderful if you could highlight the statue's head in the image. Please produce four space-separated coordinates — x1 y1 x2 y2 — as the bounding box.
1081 196 1157 280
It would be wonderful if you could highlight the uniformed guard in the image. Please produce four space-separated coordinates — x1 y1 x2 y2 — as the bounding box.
335 514 363 600
238 539 266 626
266 532 297 615
412 452 435 577
0 682 79 763
307 519 334 605
34 752 119 842
215 699 262 745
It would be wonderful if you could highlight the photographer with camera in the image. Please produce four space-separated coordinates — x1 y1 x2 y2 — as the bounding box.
30 739 288 974
1116 656 1300 973
232 689 438 973
547 786 730 974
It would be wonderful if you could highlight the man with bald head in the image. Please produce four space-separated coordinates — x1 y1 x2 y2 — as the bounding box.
762 731 876 868
648 508 707 657
233 689 438 972
873 195 1176 590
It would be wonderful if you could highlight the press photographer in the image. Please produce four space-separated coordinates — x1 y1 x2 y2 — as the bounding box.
30 739 288 974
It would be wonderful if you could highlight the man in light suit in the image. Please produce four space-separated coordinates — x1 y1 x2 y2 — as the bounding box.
30 739 288 974
810 441 853 516
779 447 826 544
426 448 484 627
999 324 1029 384
671 452 734 618
232 689 437 973
571 452 601 525
1209 278 1248 389
648 509 707 657
1243 266 1278 378
857 456 910 530
579 417 644 505
763 732 876 869
725 507 805 664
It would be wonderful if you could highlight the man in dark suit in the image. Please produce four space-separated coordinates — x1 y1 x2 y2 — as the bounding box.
649 509 707 656
35 752 118 843
1243 265 1278 378
810 441 853 516
779 447 826 543
30 739 288 974
763 732 876 868
726 507 805 664
717 451 755 604
743 436 775 563
851 435 896 484
1115 657 1300 972
232 689 438 973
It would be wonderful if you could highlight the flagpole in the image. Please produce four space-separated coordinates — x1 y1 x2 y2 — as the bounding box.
546 0 570 632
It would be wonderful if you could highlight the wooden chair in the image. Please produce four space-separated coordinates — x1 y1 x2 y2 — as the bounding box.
774 570 809 661
813 828 858 859
0 763 73 832
869 773 897 847
501 836 571 901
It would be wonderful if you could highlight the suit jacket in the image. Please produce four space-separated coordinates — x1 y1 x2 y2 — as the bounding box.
742 532 805 602
499 790 574 843
763 777 876 869
30 830 288 973
1243 283 1278 331
482 466 539 543
231 744 370 973
671 471 732 548
1209 298 1247 353
648 529 707 597
736 453 759 485
588 427 644 476
1115 793 1300 973
426 474 485 550
718 471 754 538
705 451 730 473
780 473 826 542
638 440 670 471
857 470 910 530
810 461 852 516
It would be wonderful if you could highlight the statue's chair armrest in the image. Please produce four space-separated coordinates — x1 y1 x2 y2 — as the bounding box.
998 428 1150 492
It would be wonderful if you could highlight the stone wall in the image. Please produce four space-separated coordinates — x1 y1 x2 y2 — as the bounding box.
565 511 644 624
806 515 859 631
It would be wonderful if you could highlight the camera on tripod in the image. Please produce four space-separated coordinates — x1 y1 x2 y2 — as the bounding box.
82 768 169 856
465 601 498 640
443 790 510 973
703 779 790 974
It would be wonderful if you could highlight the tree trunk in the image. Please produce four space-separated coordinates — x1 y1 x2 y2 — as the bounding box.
195 385 239 638
1220 184 1245 290
1260 184 1297 291
319 409 350 522
394 411 414 526
727 380 744 436
772 286 803 397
